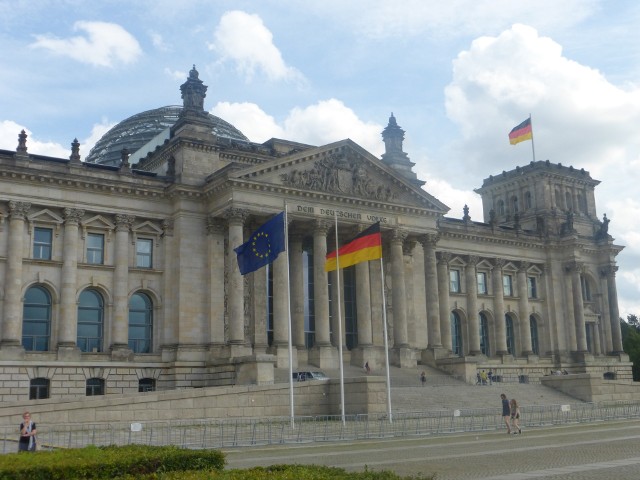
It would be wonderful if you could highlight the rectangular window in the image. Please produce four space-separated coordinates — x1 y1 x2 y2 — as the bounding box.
477 272 488 295
136 238 153 268
527 276 538 299
503 274 513 296
450 269 461 293
86 233 104 264
33 227 53 260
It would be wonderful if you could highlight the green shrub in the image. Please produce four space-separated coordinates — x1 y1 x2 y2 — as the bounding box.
0 445 225 480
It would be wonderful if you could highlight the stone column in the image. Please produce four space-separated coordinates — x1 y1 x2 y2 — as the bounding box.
206 217 226 353
355 260 373 346
289 234 305 350
111 214 133 357
160 219 177 359
409 239 428 348
567 262 588 352
58 208 84 358
517 262 533 355
313 220 331 346
465 256 480 355
226 208 248 345
390 229 408 348
492 259 508 355
0 201 30 351
604 265 624 353
437 252 452 351
272 247 290 366
421 234 441 348
598 268 613 354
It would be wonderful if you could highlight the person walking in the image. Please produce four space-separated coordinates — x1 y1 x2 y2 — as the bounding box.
420 371 426 386
18 411 37 452
500 394 511 434
510 398 521 434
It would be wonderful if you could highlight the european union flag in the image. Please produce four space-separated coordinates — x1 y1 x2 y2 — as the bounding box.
234 212 286 275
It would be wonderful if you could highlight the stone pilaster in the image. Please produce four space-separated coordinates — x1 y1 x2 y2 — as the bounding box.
420 234 441 348
390 229 408 348
492 258 508 355
58 208 84 360
603 265 624 354
517 262 534 356
0 201 30 353
289 234 305 350
111 214 134 359
437 252 452 352
466 255 481 355
206 217 226 355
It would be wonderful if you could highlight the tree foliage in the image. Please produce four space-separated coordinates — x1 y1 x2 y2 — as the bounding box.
621 314 640 381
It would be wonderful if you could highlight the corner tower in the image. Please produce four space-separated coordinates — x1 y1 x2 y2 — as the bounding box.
381 114 425 187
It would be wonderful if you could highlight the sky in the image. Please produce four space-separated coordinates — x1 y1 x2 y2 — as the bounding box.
0 0 639 318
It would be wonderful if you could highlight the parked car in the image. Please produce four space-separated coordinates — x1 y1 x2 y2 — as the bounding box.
292 371 329 381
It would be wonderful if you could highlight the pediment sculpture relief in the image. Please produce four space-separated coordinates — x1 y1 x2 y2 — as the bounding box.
280 153 397 201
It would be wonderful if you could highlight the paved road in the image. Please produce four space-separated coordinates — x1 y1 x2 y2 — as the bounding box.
222 418 640 479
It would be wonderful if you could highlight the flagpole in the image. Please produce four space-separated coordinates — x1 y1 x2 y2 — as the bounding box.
529 113 536 163
379 257 393 423
284 204 295 429
333 213 346 425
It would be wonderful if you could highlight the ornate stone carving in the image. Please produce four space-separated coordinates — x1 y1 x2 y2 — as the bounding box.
206 216 226 235
313 220 331 236
390 229 407 244
280 152 397 201
8 201 31 219
437 251 452 265
16 130 27 153
467 255 479 267
564 261 584 274
518 261 530 273
224 208 249 226
63 208 85 225
419 233 439 249
69 138 81 163
162 218 174 237
115 214 135 232
492 257 506 269
600 265 618 278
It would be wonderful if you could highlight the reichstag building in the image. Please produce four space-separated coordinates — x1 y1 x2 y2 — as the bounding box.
0 66 628 402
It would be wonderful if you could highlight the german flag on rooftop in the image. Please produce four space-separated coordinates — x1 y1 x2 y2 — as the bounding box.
325 222 382 272
508 118 532 145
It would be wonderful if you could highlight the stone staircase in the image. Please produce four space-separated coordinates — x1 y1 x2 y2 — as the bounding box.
276 363 584 412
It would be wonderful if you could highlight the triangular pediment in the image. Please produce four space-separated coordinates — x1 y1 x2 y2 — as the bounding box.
82 215 115 230
229 140 449 213
28 209 64 225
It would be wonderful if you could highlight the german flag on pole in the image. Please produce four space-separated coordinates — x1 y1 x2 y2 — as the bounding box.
508 117 532 145
325 222 382 272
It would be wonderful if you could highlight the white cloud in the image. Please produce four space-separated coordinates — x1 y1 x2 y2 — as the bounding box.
164 68 187 81
441 23 640 317
320 0 598 40
211 99 384 154
30 21 142 67
149 31 169 52
211 102 283 143
208 11 304 84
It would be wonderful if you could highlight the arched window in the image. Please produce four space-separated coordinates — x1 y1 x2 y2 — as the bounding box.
29 378 50 400
524 191 532 210
505 314 515 355
22 285 51 352
497 200 505 216
86 378 105 396
555 189 562 208
530 316 539 355
450 311 463 357
77 289 104 352
129 292 153 353
565 192 573 211
479 313 490 356
511 196 519 213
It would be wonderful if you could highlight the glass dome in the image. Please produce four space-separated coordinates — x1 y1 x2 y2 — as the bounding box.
85 105 249 166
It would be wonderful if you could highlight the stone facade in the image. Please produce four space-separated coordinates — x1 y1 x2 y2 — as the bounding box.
0 67 629 403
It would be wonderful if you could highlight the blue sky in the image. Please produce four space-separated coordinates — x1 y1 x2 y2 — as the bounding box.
1 0 639 318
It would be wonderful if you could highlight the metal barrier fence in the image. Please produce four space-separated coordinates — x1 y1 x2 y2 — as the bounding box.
2 400 640 453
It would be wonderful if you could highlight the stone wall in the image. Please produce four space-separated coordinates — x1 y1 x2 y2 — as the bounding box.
0 376 386 427
541 374 640 403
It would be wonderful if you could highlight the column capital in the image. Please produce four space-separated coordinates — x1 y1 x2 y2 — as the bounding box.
402 238 417 256
162 218 174 237
492 257 506 269
564 261 584 274
518 261 530 273
467 255 479 267
418 233 440 248
63 208 85 225
8 201 31 219
115 214 135 232
206 216 226 235
224 207 249 226
600 264 618 278
313 219 331 235
437 251 451 265
390 228 407 244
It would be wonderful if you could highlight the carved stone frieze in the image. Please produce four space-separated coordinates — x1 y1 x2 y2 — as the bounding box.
280 152 397 201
